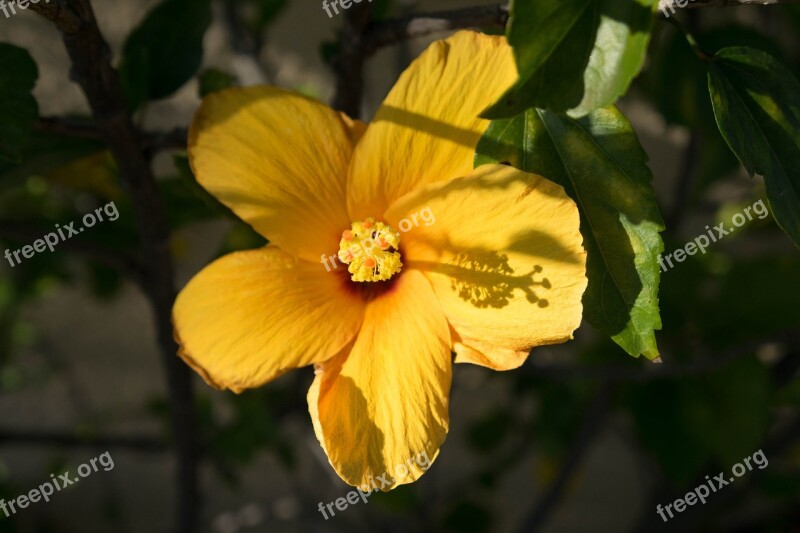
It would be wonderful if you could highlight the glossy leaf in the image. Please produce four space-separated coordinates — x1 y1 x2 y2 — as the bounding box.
708 46 800 247
0 44 39 163
483 0 657 119
476 106 664 359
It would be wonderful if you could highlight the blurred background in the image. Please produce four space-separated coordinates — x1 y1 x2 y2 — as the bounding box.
0 0 799 532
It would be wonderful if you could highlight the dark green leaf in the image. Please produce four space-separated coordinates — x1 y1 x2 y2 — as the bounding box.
708 46 800 247
0 44 39 163
476 106 664 359
483 0 657 119
254 0 288 27
119 0 212 110
198 68 237 98
371 0 394 20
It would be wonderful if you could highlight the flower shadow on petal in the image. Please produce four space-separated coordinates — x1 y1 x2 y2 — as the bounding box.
392 169 585 310
407 252 552 310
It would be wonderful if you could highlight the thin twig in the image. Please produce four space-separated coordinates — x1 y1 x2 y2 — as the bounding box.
515 386 613 533
526 330 800 383
365 1 798 52
0 220 145 284
37 116 187 156
332 2 374 117
0 429 167 452
660 0 800 15
363 3 509 53
36 116 102 140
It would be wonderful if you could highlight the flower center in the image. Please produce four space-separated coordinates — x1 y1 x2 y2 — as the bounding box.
337 218 402 282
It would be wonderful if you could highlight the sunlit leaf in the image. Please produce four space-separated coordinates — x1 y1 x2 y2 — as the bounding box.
483 0 657 118
476 106 664 359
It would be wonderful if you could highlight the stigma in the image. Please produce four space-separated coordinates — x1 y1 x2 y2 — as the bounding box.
337 218 402 282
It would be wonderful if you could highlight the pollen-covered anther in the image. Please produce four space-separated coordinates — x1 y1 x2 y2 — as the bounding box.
337 217 402 282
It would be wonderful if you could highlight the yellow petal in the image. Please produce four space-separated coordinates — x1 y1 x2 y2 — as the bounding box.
308 270 451 489
173 246 364 393
346 30 518 218
189 87 357 262
385 164 587 370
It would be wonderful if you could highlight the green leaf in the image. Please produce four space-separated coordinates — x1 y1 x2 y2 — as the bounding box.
198 68 237 98
483 0 657 119
253 0 288 28
0 44 39 163
119 0 212 110
707 46 800 247
476 106 664 359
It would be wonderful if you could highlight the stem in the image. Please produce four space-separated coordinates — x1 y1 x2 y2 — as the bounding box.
0 220 144 283
332 2 374 117
664 15 711 60
0 429 166 452
29 1 198 531
363 3 509 53
515 386 612 533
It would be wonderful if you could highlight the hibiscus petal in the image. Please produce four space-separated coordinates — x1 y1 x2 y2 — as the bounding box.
384 164 587 370
173 246 364 393
308 270 451 489
189 87 357 262
346 30 518 218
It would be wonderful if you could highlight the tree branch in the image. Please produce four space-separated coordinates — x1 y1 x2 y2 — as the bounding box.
36 116 102 140
365 1 798 52
0 429 166 452
526 330 800 383
660 0 800 13
36 116 187 156
515 386 613 533
29 1 198 531
332 2 374 117
363 4 509 53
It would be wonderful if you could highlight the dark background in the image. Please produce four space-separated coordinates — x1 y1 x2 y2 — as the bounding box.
0 1 799 532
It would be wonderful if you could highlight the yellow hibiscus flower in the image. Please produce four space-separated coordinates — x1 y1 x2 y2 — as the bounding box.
172 30 588 491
